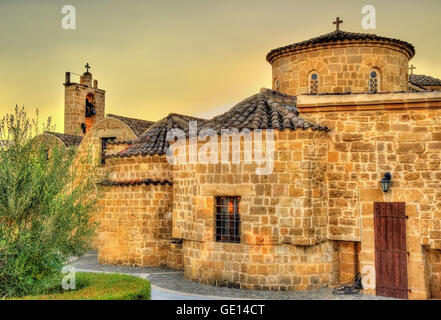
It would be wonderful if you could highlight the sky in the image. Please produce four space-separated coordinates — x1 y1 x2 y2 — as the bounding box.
1 0 441 131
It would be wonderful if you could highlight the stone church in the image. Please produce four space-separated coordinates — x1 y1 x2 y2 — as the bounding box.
44 20 441 299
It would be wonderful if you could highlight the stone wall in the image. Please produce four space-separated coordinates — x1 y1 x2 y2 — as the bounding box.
96 155 176 267
172 129 329 246
105 155 173 183
168 243 184 270
75 118 141 249
184 240 339 290
97 183 173 267
427 249 441 299
298 96 441 248
338 241 360 284
172 129 336 288
270 44 409 95
297 92 441 299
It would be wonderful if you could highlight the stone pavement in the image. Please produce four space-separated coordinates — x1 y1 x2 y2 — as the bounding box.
71 251 392 300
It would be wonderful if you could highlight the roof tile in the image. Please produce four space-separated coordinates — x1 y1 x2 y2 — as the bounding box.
107 114 154 137
109 88 328 158
409 74 441 87
44 132 83 147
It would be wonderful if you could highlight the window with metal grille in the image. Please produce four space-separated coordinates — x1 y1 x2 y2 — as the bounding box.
101 137 116 165
215 196 240 243
369 70 379 93
309 73 319 94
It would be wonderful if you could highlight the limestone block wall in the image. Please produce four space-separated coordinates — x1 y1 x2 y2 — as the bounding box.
184 240 339 290
427 249 441 298
75 118 141 248
338 241 360 284
270 44 410 95
301 106 441 249
297 93 441 299
168 243 184 271
96 155 175 267
105 155 173 183
97 183 173 267
171 128 334 289
172 129 329 246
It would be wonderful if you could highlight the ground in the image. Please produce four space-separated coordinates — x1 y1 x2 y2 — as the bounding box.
72 251 392 300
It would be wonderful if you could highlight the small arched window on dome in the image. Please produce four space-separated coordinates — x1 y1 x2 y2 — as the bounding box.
369 69 380 93
274 79 280 91
309 72 319 94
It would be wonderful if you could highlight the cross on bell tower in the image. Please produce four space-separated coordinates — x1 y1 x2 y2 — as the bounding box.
333 17 343 31
409 64 416 75
85 63 91 73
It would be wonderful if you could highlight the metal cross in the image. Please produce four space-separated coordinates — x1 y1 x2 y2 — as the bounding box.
333 17 343 31
409 64 416 75
85 63 91 73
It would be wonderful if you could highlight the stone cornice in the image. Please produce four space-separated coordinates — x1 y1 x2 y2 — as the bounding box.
297 91 441 113
267 40 414 64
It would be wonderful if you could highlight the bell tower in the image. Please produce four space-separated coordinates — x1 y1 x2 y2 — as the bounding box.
64 63 106 136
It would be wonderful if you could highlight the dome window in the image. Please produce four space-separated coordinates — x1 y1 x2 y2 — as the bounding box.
309 72 319 94
369 70 380 93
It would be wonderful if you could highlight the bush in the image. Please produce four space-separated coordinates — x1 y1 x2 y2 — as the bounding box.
0 107 102 298
18 272 151 300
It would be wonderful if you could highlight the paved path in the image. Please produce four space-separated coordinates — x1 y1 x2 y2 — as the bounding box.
72 251 391 300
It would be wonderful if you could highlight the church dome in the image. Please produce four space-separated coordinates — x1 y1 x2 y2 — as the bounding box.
267 28 415 95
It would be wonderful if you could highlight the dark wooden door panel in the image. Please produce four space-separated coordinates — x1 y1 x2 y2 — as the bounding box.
374 202 408 299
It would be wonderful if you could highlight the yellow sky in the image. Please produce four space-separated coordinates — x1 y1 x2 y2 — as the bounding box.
1 0 441 131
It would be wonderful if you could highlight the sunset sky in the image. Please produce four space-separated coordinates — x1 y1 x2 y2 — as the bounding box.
1 0 441 130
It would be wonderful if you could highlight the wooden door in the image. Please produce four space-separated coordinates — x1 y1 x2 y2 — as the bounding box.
374 202 408 299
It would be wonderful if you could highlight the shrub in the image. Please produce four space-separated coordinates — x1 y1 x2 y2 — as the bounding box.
0 107 102 298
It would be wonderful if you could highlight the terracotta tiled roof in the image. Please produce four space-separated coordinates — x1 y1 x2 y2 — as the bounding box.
106 140 134 145
111 113 205 157
108 88 328 158
204 88 326 132
107 114 154 137
408 82 427 92
266 30 415 63
44 132 83 147
409 74 441 87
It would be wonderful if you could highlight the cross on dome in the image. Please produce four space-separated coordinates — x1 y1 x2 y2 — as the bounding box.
333 17 343 31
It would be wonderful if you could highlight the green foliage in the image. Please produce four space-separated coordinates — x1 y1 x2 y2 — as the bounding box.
0 106 102 298
17 272 151 300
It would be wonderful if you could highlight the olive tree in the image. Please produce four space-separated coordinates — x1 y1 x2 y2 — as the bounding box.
0 106 101 297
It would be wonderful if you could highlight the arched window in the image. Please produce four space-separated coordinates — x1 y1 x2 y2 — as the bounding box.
274 79 280 91
85 93 96 117
309 72 319 94
369 69 380 93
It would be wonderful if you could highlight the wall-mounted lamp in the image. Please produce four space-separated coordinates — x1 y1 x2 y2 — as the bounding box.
380 172 392 193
